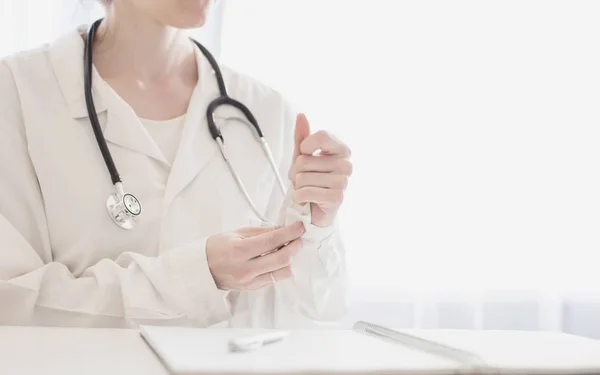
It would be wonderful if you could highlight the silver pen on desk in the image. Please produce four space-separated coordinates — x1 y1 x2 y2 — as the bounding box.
353 321 486 368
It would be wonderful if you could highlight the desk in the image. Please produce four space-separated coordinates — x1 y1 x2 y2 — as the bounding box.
0 326 169 375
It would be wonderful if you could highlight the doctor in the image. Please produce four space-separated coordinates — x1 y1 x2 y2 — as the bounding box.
0 0 352 328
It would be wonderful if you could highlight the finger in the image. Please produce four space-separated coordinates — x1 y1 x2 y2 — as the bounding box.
292 113 312 162
245 265 293 290
237 225 281 238
270 265 293 282
295 172 349 190
243 221 305 258
300 130 350 157
249 238 302 276
293 187 344 206
292 155 353 175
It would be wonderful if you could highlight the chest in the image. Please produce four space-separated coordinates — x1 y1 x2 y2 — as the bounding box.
103 76 196 121
25 109 279 276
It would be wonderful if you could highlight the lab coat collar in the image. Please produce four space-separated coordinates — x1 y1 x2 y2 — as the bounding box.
49 26 234 205
49 25 107 119
101 84 169 166
48 26 169 166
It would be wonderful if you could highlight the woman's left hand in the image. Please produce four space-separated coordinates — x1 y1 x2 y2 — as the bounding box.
289 114 353 228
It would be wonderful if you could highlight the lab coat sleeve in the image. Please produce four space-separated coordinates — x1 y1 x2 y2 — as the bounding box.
227 97 349 328
0 61 230 328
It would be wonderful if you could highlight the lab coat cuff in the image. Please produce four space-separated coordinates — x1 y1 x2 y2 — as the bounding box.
169 239 232 326
287 202 335 242
287 203 340 276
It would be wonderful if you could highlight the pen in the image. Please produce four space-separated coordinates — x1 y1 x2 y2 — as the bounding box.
228 331 289 352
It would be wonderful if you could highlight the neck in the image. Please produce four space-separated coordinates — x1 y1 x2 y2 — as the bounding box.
92 3 197 81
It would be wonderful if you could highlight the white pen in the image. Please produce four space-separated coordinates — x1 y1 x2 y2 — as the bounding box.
228 331 289 352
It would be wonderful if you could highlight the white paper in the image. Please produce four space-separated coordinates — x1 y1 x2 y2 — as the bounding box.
140 326 461 375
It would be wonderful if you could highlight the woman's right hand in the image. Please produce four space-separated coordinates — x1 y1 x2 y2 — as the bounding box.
206 222 305 290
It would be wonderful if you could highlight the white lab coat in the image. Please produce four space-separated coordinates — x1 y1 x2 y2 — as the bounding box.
0 26 347 328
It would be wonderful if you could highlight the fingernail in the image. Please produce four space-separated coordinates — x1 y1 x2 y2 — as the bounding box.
296 222 306 233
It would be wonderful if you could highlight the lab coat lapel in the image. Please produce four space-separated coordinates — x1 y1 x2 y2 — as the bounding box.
162 47 220 210
101 85 168 165
48 27 167 165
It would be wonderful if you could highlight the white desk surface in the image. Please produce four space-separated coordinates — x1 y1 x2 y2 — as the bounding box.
0 326 169 375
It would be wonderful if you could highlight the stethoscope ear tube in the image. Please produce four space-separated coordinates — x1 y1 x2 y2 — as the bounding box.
259 137 287 196
215 138 272 224
206 96 264 141
85 19 142 230
84 19 122 186
199 40 287 224
85 19 286 230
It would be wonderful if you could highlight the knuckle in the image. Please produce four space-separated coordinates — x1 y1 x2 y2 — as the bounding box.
292 189 303 202
332 189 345 206
265 233 279 250
316 130 330 140
276 251 293 267
279 266 293 279
233 267 251 284
229 242 246 261
341 159 353 176
231 240 245 252
297 155 309 169
295 172 307 187
336 175 349 189
342 175 350 188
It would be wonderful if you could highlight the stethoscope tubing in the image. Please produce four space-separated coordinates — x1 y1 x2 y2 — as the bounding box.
84 18 287 229
84 19 121 185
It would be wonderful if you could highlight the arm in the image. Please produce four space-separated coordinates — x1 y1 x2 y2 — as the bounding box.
0 61 230 328
227 100 349 328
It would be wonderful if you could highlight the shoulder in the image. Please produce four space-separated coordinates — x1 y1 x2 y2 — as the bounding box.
0 50 34 131
220 64 286 105
219 63 298 132
0 56 16 94
2 27 86 120
1 41 55 90
0 51 33 155
1 35 70 119
1 42 61 147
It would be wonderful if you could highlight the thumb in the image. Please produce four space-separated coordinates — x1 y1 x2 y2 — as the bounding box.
293 113 311 161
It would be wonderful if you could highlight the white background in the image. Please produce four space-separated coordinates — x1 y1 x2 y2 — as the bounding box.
218 0 600 292
216 0 600 336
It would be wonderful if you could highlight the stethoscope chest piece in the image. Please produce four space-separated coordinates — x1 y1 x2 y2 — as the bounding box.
106 191 142 231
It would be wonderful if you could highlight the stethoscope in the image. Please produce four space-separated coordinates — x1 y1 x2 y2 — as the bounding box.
84 19 286 230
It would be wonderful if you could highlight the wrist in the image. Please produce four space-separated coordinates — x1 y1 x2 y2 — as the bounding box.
287 203 336 244
311 215 334 228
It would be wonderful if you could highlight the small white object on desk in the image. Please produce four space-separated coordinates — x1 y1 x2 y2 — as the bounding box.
228 330 289 352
